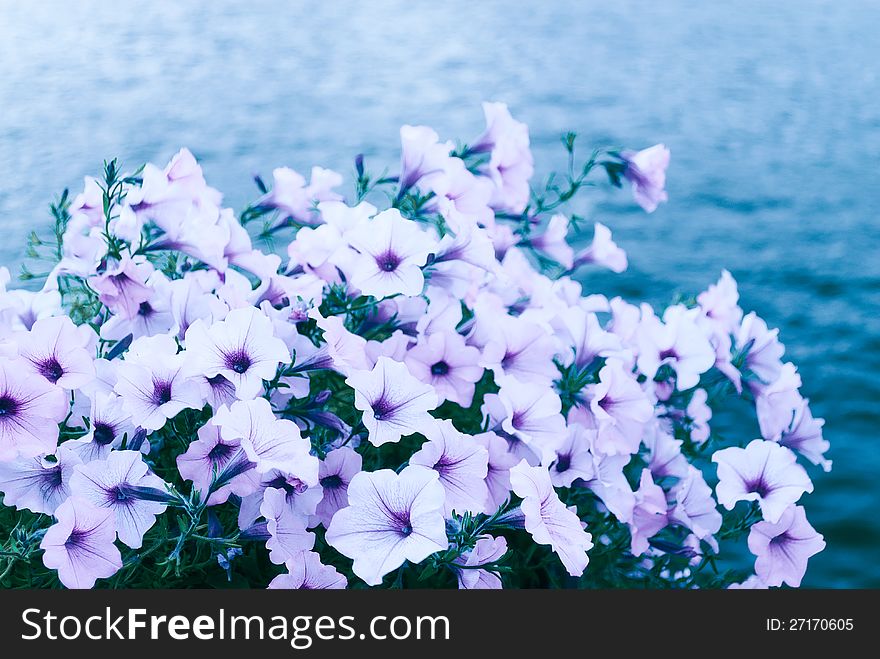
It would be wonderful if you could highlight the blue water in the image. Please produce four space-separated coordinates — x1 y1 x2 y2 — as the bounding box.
1 0 878 587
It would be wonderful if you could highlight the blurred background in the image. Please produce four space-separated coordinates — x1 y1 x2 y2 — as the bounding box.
1 0 878 587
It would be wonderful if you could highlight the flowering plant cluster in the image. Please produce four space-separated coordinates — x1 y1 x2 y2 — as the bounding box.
0 104 827 589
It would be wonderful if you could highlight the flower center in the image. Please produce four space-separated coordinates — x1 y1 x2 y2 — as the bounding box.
208 442 234 463
0 395 19 417
430 361 449 376
93 423 116 446
371 396 394 421
65 529 88 549
224 350 252 374
38 358 65 383
555 454 571 473
111 485 130 502
400 523 413 536
138 301 154 317
375 251 401 272
152 380 173 405
320 474 343 490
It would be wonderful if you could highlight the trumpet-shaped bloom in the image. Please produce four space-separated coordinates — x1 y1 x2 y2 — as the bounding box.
261 486 315 565
67 392 137 463
325 466 448 586
628 469 668 555
268 551 347 589
398 125 453 193
480 317 559 386
509 461 593 576
0 357 69 461
572 222 628 273
454 535 507 589
476 431 518 511
14 316 96 389
69 450 168 549
404 331 483 407
345 357 438 446
176 419 256 504
40 497 122 589
485 376 566 462
747 505 825 587
778 400 830 472
587 363 653 456
621 144 670 213
315 446 362 527
713 439 813 523
346 209 438 298
185 306 291 399
410 420 489 515
213 398 317 484
0 446 81 514
669 465 722 542
548 426 596 488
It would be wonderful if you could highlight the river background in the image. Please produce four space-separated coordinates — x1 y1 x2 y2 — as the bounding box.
1 0 878 587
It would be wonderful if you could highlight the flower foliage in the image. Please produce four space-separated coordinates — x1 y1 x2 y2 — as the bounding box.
0 103 828 589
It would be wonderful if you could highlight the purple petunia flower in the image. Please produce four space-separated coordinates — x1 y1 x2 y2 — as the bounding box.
475 431 518 512
345 357 438 447
454 535 507 590
548 425 596 488
267 550 347 589
398 125 453 194
621 144 670 213
713 439 813 523
184 305 291 400
747 505 825 587
0 446 81 514
13 315 96 389
777 399 831 472
69 450 168 549
325 466 448 586
315 446 362 528
404 330 483 407
261 487 315 565
628 469 668 555
571 222 628 273
176 419 257 504
509 461 593 577
410 419 490 516
0 357 69 461
480 317 559 387
669 465 722 543
40 496 123 589
67 392 138 463
585 362 653 456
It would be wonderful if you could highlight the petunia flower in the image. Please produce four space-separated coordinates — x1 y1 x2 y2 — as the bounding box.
113 334 202 431
548 425 596 488
628 469 668 555
668 465 722 542
176 419 257 504
89 255 154 319
475 431 518 512
642 421 688 481
315 446 362 527
345 356 438 446
69 450 169 549
0 357 69 461
777 399 831 472
479 317 559 386
712 439 813 523
184 305 291 400
40 497 123 589
398 125 454 193
621 144 670 213
736 312 785 387
213 398 317 484
454 535 507 589
13 315 96 389
66 392 138 463
261 486 316 565
410 419 490 516
345 209 438 298
571 222 628 273
0 446 81 514
267 551 347 589
747 505 825 587
529 215 574 269
404 330 483 407
325 466 448 586
586 362 653 456
552 306 627 371
509 461 593 576
637 304 715 391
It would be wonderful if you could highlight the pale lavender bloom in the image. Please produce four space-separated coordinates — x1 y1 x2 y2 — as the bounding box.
99 271 174 341
471 102 534 214
113 334 202 431
410 419 489 516
728 575 769 589
398 125 453 193
346 209 438 298
168 274 228 340
67 392 137 463
268 551 347 589
0 357 69 461
310 310 370 375
747 505 825 587
315 446 362 527
586 362 653 456
238 471 322 530
642 421 689 481
548 425 596 488
552 307 628 371
69 450 168 549
686 388 712 444
628 469 668 555
637 305 715 391
509 461 593 576
778 399 831 472
0 446 81 514
475 431 518 511
669 465 723 542
196 373 239 410
185 306 291 400
345 357 438 447
755 363 804 441
261 487 315 565
480 317 559 386
258 166 343 224
89 255 153 319
13 316 96 389
736 312 785 387
697 270 743 334
176 419 257 505
581 450 635 524
485 375 566 462
571 222 628 273
621 144 670 213
404 330 483 407
530 215 574 269
713 439 813 523
213 398 317 485
325 466 448 586
454 535 507 589
40 497 122 589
